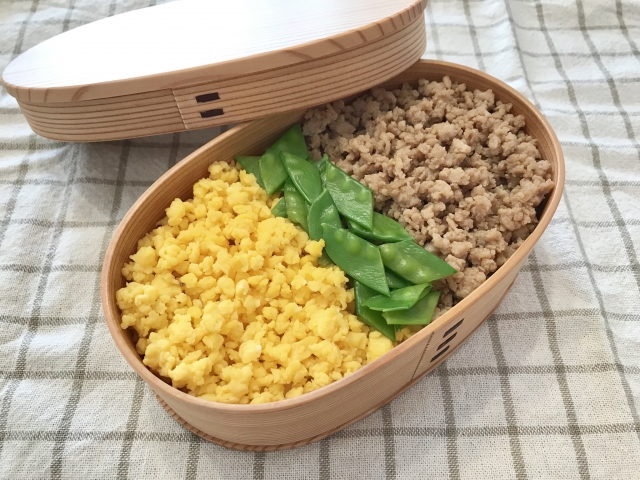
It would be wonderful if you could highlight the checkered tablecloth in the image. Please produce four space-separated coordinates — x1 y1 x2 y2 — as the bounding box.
1 0 639 478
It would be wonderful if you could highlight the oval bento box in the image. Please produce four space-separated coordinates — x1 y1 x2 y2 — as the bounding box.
101 59 565 450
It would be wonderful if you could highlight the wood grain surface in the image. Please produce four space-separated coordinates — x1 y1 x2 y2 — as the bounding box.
11 13 426 142
100 60 565 449
2 0 427 103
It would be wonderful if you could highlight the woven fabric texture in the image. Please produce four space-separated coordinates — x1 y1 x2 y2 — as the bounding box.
1 0 639 478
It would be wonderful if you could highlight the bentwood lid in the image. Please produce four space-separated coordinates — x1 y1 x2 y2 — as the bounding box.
1 0 427 142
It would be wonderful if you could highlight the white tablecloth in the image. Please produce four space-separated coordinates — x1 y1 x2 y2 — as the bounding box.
1 0 639 478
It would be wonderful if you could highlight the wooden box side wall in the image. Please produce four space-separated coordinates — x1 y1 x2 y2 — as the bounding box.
101 59 564 448
12 14 426 142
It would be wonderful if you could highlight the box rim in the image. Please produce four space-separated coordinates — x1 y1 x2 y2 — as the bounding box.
100 59 565 414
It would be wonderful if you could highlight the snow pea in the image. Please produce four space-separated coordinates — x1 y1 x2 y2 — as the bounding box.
385 269 413 290
259 123 309 195
322 224 389 296
281 152 323 203
322 160 373 231
316 254 333 267
363 283 431 312
316 154 329 184
271 197 287 218
307 190 341 242
354 281 396 342
383 291 440 325
379 240 457 284
307 190 341 267
347 212 413 244
235 156 264 189
284 180 308 231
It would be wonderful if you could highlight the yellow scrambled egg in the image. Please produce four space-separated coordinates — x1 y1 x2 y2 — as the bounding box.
116 161 396 404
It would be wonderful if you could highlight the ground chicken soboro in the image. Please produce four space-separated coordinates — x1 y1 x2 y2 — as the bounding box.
116 161 395 405
303 76 555 315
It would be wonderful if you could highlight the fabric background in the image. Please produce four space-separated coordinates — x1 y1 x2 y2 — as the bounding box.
1 0 639 478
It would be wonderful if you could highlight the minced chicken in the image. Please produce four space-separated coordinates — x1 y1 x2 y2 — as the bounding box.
302 76 555 316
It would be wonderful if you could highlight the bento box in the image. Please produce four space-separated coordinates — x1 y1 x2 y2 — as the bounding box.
100 59 565 450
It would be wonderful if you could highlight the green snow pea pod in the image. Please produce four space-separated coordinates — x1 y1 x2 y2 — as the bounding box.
383 291 440 325
316 253 333 267
322 224 389 296
322 160 373 231
235 156 264 189
271 197 287 218
379 240 457 284
363 283 431 312
307 190 341 241
281 152 323 203
307 190 342 267
354 281 396 342
385 269 413 290
284 180 308 231
316 155 330 184
347 212 413 244
259 123 309 195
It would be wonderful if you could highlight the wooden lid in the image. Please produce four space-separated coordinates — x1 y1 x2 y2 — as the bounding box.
1 0 427 141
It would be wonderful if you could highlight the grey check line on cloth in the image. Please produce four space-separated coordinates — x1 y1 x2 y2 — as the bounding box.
1 0 639 478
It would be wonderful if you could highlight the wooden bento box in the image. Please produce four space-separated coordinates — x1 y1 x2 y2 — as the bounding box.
100 59 564 450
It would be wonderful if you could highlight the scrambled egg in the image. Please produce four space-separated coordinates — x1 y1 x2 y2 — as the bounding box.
116 161 395 404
